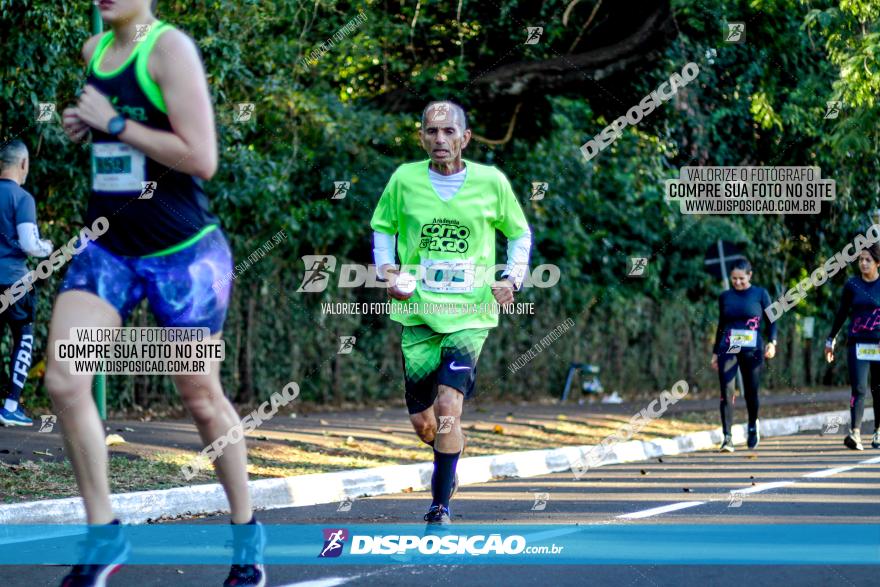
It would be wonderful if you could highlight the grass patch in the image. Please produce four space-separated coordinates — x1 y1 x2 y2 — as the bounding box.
0 454 204 503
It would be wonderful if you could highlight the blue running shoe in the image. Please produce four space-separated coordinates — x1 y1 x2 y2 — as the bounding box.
0 407 33 427
424 504 451 525
224 520 266 587
747 420 760 449
59 521 129 587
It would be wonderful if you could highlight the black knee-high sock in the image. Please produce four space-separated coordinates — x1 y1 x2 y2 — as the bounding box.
431 449 460 508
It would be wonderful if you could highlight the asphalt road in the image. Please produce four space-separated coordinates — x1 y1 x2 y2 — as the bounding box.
9 427 880 587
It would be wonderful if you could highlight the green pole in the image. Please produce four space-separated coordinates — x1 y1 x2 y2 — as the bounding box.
91 4 102 35
90 4 108 421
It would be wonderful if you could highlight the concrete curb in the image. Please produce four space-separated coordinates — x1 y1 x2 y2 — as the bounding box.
0 409 867 525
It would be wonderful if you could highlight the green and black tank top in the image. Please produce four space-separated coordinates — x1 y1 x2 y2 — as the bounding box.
85 20 219 257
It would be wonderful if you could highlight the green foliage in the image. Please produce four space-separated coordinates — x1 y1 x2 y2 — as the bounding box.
1 0 878 408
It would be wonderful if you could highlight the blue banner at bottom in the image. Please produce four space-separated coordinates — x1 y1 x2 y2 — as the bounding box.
0 524 877 565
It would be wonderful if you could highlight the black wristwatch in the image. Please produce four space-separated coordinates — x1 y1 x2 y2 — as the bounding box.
107 114 127 138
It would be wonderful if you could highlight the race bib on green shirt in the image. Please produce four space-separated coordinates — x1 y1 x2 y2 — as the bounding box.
92 142 146 193
420 258 475 293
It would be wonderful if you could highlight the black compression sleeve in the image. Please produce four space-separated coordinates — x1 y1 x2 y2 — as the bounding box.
827 281 852 342
761 288 778 343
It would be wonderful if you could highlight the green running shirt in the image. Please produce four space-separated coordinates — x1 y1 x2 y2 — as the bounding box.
370 159 530 332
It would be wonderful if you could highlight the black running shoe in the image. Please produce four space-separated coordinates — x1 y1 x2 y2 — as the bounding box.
424 505 451 525
59 521 129 587
224 520 266 587
224 564 266 587
747 421 760 449
873 430 880 449
844 429 864 451
719 435 735 452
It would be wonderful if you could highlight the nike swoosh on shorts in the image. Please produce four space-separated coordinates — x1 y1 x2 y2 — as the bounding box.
449 362 471 371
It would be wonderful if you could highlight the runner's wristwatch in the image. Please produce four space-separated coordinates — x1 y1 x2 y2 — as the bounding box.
107 114 127 138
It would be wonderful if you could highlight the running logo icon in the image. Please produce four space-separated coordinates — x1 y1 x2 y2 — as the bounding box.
36 102 56 122
133 24 152 42
725 22 745 43
530 182 548 201
728 491 744 508
437 416 455 434
628 257 648 277
823 415 842 434
234 103 255 123
332 181 350 200
318 529 348 558
139 181 157 200
297 255 337 292
531 492 549 511
824 101 842 119
525 27 543 44
38 415 57 433
427 104 449 122
337 336 356 354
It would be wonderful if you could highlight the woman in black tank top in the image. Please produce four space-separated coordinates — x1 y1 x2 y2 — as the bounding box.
53 2 265 586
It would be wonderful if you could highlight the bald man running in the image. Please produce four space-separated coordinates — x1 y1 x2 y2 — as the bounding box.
370 101 532 524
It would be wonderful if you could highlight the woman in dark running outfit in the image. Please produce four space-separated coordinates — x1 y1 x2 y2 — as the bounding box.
825 244 880 451
711 259 778 452
55 1 263 586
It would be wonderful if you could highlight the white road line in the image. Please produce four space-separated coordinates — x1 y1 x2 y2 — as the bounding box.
729 481 795 495
617 501 706 519
803 455 880 478
617 450 880 519
276 577 359 587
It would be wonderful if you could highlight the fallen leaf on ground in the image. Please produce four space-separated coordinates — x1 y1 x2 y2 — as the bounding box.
105 434 126 446
493 424 505 435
